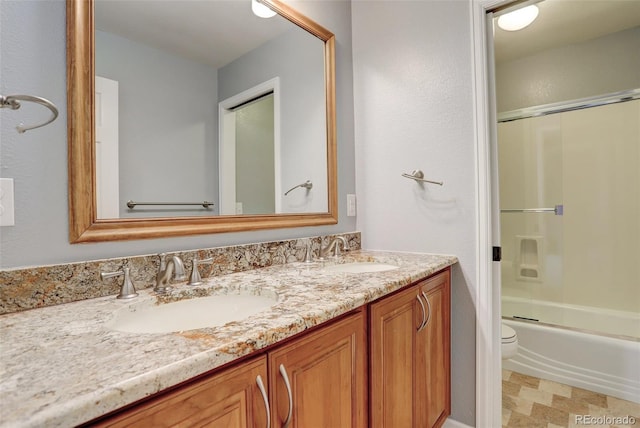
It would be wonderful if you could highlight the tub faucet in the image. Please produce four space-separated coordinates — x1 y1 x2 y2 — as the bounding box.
155 253 186 294
320 236 348 260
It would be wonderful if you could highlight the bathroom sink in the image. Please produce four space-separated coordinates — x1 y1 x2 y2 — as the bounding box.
323 262 399 274
107 293 278 334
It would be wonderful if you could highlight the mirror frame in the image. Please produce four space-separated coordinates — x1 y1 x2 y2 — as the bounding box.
67 0 337 243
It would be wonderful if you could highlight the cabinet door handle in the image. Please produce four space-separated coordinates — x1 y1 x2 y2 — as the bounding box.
256 375 271 428
279 364 293 428
421 291 432 328
416 294 427 331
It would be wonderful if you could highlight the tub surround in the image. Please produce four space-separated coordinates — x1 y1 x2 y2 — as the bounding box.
0 232 360 315
0 247 457 427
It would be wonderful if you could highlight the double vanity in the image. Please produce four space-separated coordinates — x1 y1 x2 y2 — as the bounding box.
0 248 457 427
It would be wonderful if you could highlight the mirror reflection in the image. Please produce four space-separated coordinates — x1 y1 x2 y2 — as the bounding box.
94 0 328 219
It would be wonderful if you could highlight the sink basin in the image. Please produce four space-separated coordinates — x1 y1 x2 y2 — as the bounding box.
323 262 399 274
107 293 278 334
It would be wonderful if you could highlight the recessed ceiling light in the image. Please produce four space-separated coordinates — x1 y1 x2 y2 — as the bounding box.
252 0 276 18
498 5 539 31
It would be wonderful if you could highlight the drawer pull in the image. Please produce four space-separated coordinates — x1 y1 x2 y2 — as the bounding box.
421 291 432 328
256 375 271 428
279 364 293 428
416 294 427 331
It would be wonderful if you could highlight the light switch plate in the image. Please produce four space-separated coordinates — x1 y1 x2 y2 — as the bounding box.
0 178 15 226
347 194 356 217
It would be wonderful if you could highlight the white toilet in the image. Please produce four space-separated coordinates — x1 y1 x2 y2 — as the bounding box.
501 323 518 359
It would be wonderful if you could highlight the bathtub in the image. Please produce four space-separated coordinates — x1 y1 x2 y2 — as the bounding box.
502 296 640 403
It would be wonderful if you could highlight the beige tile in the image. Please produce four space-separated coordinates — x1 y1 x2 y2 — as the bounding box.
530 402 570 426
572 387 608 408
606 396 640 419
510 372 542 389
552 394 590 415
539 379 572 398
503 407 512 426
503 379 522 396
520 385 555 406
503 369 513 381
503 392 535 415
506 410 549 428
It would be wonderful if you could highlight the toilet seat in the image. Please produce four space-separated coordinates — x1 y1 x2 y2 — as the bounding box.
501 324 517 344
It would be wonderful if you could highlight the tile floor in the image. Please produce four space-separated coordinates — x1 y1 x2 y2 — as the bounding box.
502 370 640 428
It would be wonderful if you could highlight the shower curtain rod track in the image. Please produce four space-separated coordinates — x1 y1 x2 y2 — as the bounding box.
498 88 640 123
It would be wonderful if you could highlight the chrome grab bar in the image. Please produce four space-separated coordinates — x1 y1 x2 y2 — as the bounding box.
126 200 214 209
279 364 293 428
256 375 271 428
284 180 313 196
401 169 443 186
500 204 563 215
1 94 59 133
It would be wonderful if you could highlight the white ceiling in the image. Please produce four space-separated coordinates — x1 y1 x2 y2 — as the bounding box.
493 0 640 63
95 0 294 69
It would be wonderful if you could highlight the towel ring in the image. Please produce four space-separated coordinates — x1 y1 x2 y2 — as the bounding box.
0 94 59 133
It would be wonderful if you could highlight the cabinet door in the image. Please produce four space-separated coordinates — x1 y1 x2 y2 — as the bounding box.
416 270 451 428
268 310 367 428
369 283 424 427
370 269 451 428
96 356 269 428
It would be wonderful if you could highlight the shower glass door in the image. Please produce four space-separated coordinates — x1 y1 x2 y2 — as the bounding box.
498 112 564 325
498 96 640 338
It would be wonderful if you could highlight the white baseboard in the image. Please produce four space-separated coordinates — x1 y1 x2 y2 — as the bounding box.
443 417 474 428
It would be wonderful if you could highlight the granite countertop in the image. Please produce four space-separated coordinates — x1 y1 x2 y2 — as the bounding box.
0 250 457 427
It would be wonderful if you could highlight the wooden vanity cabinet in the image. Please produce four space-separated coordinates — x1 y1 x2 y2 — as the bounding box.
369 269 451 428
92 309 366 428
268 310 367 428
93 356 269 427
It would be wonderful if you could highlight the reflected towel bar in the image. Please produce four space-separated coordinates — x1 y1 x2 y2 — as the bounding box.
501 205 563 215
126 200 214 209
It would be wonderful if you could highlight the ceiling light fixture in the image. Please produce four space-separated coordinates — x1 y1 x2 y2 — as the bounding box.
497 5 539 31
252 0 276 18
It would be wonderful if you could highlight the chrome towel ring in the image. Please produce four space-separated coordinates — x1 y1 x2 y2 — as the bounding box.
0 94 59 133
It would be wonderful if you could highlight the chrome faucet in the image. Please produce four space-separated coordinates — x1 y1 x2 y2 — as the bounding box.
155 253 186 293
319 236 348 259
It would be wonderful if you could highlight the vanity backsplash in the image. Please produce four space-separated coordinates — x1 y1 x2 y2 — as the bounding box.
0 232 361 315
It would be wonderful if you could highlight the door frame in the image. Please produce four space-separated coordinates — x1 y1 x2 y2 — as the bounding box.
471 1 512 426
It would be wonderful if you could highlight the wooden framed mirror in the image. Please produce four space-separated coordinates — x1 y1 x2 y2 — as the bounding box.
67 0 337 243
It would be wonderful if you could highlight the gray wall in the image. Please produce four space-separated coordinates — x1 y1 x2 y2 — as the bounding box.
496 26 640 112
95 30 219 217
0 0 355 268
219 26 327 214
352 1 477 425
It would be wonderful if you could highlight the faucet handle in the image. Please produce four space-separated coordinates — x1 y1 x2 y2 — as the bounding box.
101 267 138 299
188 256 214 286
